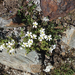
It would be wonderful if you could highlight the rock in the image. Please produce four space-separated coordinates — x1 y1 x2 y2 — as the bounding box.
43 63 53 72
0 48 42 74
63 23 67 27
72 53 75 57
64 15 71 21
71 61 75 70
0 63 32 75
0 17 13 31
60 43 69 53
55 45 61 54
61 26 75 48
73 21 75 26
40 0 75 21
58 17 62 20
72 50 75 58
0 17 12 27
61 52 65 56
0 17 25 30
56 19 61 24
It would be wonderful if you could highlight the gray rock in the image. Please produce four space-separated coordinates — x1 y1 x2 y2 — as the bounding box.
61 26 75 48
0 17 12 28
0 48 42 74
0 63 31 75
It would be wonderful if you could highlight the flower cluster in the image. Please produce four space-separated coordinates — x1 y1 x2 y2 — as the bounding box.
38 28 52 41
19 22 56 54
27 39 33 47
0 20 57 55
25 31 37 39
31 34 37 39
0 39 15 55
0 1 61 57
22 39 33 48
5 39 15 54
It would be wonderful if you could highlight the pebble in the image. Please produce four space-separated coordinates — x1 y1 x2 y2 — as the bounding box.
64 15 71 20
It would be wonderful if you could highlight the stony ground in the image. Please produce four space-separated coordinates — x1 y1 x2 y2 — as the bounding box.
0 0 75 75
0 11 75 75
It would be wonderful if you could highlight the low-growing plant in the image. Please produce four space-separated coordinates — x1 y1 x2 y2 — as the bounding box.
0 1 65 55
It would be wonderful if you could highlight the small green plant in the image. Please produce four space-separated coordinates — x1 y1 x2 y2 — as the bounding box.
17 1 36 25
0 1 65 55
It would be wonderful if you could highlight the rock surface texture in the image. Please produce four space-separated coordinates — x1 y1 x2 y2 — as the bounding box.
61 26 75 49
0 17 12 28
0 48 42 74
40 0 75 21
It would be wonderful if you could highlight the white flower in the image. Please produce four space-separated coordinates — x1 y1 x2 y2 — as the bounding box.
13 28 17 30
9 48 15 53
25 31 32 37
28 39 33 44
40 33 47 39
11 39 15 44
31 34 37 39
43 34 47 39
28 43 32 47
39 28 45 32
22 42 28 47
42 17 49 22
43 64 53 72
28 39 33 47
2 44 5 48
0 44 5 51
46 35 52 41
6 41 14 48
39 28 46 38
49 45 56 53
40 31 45 35
38 35 44 41
49 47 54 53
6 42 12 45
52 45 56 49
33 22 38 28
